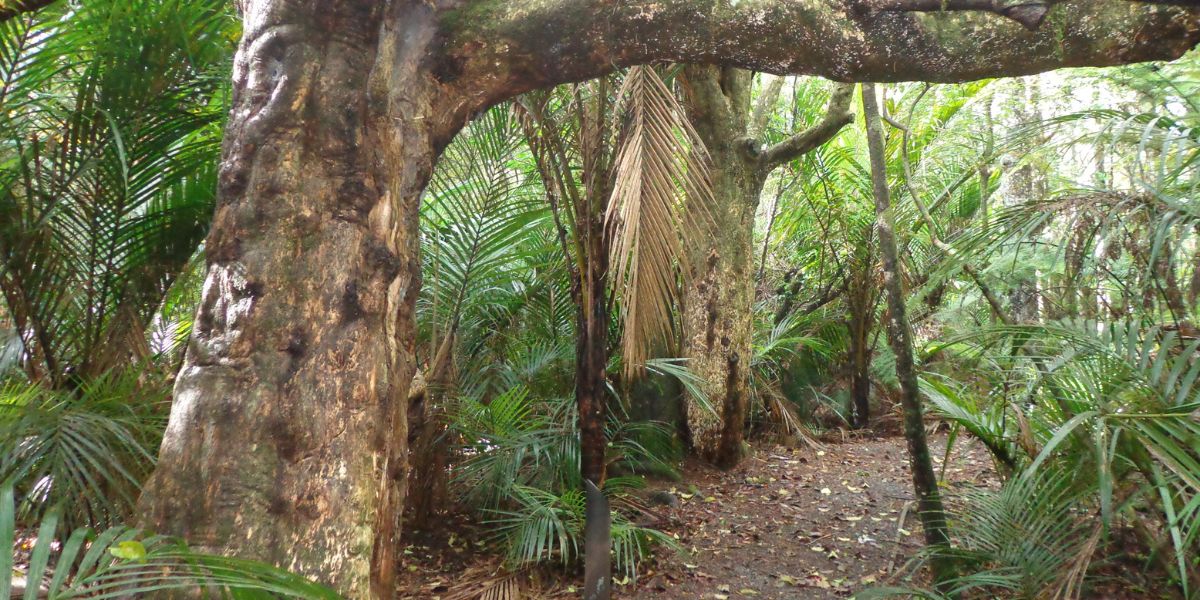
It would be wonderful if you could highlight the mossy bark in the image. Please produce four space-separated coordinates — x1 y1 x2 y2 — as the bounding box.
678 67 852 466
862 82 955 585
677 67 763 468
136 3 460 597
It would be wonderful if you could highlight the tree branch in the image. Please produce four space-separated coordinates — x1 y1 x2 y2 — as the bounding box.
760 82 855 167
444 0 1200 109
0 0 59 22
870 0 1200 30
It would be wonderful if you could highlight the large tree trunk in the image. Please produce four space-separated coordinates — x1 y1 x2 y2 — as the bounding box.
132 1 1198 596
678 67 852 466
137 3 459 597
678 67 763 468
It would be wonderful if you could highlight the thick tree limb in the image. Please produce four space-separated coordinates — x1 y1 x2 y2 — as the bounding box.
0 0 58 22
871 0 1200 31
441 0 1200 107
760 83 855 167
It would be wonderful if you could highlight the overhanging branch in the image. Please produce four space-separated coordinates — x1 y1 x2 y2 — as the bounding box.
445 0 1200 108
871 0 1200 31
0 0 60 22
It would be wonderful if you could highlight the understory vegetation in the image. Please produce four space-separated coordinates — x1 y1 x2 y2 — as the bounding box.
0 1 1197 598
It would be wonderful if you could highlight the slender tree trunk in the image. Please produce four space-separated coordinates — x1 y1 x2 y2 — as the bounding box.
1160 234 1186 321
406 371 450 528
577 229 611 599
577 214 610 488
844 228 879 428
847 305 874 428
1189 225 1200 314
861 82 954 585
1001 79 1047 324
979 95 994 235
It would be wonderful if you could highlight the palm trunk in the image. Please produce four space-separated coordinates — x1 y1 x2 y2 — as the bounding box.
577 234 611 600
577 213 610 488
862 82 954 586
845 233 879 428
406 371 450 529
848 310 874 428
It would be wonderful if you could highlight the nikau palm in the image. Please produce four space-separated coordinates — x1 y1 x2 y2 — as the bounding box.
0 0 230 386
519 66 717 598
0 0 232 529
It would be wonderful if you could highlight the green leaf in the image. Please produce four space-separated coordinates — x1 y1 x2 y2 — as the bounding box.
109 539 148 562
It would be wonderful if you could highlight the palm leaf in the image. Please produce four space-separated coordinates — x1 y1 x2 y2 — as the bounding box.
606 66 715 377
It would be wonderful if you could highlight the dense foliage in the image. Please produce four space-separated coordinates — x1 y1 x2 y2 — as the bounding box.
0 0 1197 597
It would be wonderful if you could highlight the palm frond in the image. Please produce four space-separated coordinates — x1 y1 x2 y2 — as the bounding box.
606 66 716 377
1 484 338 599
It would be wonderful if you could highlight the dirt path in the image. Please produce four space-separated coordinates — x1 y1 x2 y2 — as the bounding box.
397 433 996 599
626 434 994 599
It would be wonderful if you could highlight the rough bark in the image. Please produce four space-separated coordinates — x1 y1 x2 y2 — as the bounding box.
137 1 1200 597
444 0 1200 99
678 67 852 467
862 82 955 584
137 3 464 597
677 67 762 467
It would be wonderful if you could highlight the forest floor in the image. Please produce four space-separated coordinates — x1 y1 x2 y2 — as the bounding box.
398 431 998 599
623 432 995 599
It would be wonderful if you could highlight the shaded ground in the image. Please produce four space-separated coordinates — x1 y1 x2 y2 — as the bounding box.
397 432 997 599
625 433 995 599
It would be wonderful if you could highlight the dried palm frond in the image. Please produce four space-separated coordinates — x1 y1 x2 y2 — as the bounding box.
606 65 715 377
765 393 823 450
477 572 523 600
